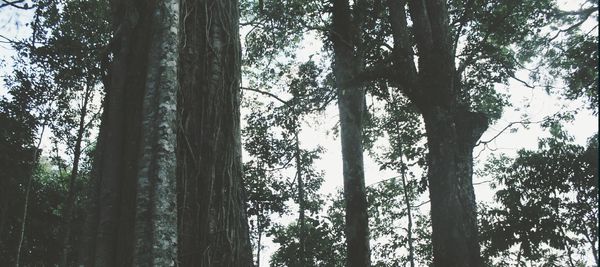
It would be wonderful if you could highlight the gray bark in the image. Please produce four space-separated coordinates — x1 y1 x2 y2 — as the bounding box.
132 0 179 265
79 0 179 265
331 0 372 266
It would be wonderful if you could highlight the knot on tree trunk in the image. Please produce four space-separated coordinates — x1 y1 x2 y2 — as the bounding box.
456 109 488 147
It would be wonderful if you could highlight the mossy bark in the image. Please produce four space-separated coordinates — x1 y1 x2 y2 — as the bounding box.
79 0 179 265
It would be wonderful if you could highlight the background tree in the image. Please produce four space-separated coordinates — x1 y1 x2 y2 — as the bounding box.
242 59 333 266
23 1 111 264
479 128 598 266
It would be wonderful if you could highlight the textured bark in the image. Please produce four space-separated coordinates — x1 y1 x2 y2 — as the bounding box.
331 0 371 266
177 0 252 266
132 0 179 265
78 0 179 265
386 1 488 266
422 109 486 267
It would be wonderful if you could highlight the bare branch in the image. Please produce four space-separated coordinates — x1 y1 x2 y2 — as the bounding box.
0 0 33 9
241 86 290 106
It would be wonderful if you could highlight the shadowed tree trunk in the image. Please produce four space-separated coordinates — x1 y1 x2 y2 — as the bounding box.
386 0 487 266
331 0 371 266
177 0 253 265
78 0 179 265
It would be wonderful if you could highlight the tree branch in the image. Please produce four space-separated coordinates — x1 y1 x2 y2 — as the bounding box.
0 0 32 9
241 86 290 106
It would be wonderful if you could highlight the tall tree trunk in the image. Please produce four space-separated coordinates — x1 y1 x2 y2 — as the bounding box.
422 109 486 267
79 0 179 265
331 0 371 266
295 130 307 266
177 0 252 266
386 1 487 266
60 81 92 267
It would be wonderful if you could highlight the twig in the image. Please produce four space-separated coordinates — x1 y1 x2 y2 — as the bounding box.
0 0 33 9
241 86 290 106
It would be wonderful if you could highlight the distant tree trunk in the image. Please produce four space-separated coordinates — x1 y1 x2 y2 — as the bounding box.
400 152 415 267
386 1 487 266
331 0 371 266
256 207 263 267
295 130 307 266
59 81 92 267
14 124 45 267
78 0 179 265
177 0 252 266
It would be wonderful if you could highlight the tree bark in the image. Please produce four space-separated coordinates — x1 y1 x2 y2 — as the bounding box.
331 0 371 266
177 0 252 266
78 0 179 265
386 1 487 266
422 108 486 267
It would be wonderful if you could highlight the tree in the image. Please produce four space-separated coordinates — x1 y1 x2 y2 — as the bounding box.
242 59 332 266
373 0 592 265
176 0 253 265
22 1 111 264
330 1 372 265
479 129 598 266
79 0 179 265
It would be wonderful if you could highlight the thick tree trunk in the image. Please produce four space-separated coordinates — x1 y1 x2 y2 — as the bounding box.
422 108 486 267
386 0 488 265
331 1 371 266
177 0 252 266
79 0 179 265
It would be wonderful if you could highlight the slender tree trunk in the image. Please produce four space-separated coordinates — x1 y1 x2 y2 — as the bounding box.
59 81 92 267
583 229 599 266
400 155 415 267
331 1 371 266
256 210 262 267
295 130 307 266
177 0 252 265
15 124 45 267
79 0 179 265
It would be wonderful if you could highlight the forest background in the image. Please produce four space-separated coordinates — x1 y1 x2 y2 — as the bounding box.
0 0 597 266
